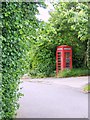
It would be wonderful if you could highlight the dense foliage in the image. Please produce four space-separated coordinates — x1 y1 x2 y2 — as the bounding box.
1 2 39 119
29 2 89 78
49 2 89 68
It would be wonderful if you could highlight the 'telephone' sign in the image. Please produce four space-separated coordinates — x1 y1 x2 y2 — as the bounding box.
57 48 63 50
64 48 71 50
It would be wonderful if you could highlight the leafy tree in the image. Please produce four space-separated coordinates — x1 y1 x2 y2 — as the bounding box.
49 2 89 68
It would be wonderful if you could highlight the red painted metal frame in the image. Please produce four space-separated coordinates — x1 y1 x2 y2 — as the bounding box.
56 45 72 76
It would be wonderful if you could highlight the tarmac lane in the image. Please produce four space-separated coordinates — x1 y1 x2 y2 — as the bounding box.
16 77 88 118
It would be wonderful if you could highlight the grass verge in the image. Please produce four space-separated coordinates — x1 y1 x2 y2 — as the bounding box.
83 84 90 93
57 68 89 78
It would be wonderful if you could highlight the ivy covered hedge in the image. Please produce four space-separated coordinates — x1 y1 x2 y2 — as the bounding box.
1 2 39 119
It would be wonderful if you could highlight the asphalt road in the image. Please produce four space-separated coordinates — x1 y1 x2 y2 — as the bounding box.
17 76 88 118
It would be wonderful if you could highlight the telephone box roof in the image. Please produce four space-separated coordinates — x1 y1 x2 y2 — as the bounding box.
57 45 72 48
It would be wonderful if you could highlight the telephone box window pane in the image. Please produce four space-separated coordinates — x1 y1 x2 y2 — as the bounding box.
58 53 61 57
58 59 61 62
58 52 61 54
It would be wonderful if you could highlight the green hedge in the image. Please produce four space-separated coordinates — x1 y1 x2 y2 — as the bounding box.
29 41 56 78
1 2 39 119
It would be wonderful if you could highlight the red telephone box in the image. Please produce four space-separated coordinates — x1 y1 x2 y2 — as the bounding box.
56 45 72 75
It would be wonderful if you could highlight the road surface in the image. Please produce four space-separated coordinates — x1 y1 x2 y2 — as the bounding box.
17 76 88 118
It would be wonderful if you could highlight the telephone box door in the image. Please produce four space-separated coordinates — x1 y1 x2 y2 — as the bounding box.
64 52 70 68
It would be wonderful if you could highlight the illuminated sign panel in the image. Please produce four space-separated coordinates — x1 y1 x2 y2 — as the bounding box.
57 48 63 50
64 48 71 50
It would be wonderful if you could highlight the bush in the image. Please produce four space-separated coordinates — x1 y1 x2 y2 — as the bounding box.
29 41 56 78
57 68 89 78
